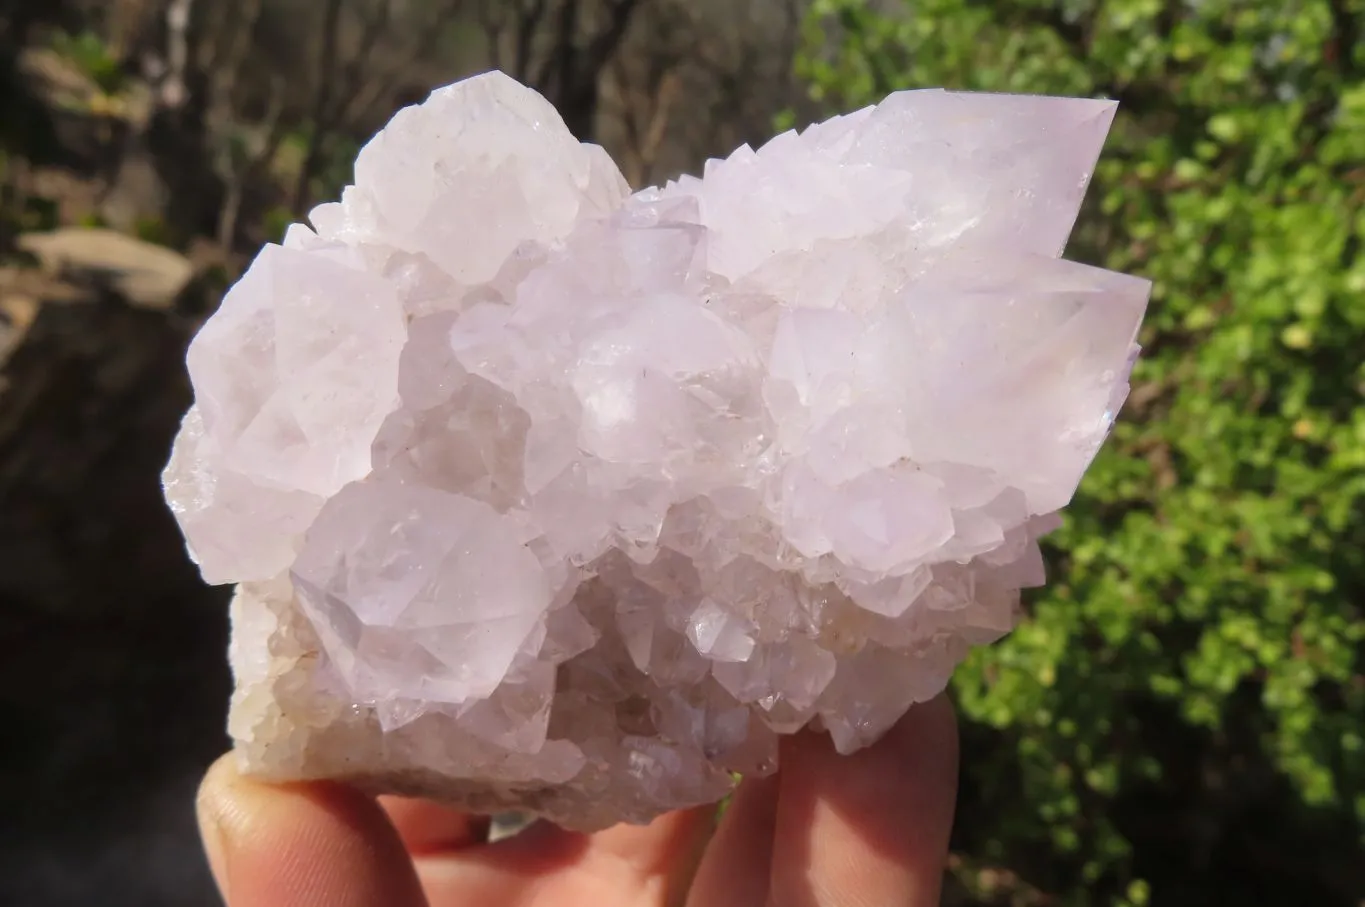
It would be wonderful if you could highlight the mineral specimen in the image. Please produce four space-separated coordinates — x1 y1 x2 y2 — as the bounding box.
163 71 1150 830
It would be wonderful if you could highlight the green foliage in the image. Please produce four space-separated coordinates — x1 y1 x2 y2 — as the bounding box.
797 1 1365 904
133 214 173 248
0 184 59 238
48 30 125 97
262 206 295 246
316 136 362 208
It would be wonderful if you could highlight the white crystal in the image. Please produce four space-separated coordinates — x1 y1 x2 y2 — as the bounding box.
164 71 1149 830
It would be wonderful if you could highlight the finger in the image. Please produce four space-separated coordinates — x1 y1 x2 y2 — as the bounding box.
583 806 714 904
685 773 781 907
413 806 714 907
196 753 427 907
378 796 490 855
768 695 959 907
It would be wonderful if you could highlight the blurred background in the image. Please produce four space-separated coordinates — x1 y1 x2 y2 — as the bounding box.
0 0 1361 905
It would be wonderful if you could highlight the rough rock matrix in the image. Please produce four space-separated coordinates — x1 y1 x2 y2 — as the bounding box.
164 71 1150 830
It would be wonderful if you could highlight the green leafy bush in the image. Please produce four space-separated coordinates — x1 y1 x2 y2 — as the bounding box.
795 2 1365 904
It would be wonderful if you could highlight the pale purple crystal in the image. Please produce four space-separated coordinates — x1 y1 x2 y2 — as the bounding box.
163 71 1149 830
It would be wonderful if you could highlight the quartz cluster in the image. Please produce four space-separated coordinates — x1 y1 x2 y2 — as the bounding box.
164 71 1150 829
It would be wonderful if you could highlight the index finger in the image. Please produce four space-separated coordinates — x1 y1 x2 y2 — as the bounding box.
685 694 959 907
770 695 959 907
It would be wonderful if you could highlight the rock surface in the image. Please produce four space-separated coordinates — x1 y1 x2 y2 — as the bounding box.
18 228 194 310
164 71 1150 829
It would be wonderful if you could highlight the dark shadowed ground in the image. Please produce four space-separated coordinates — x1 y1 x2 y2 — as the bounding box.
0 292 230 907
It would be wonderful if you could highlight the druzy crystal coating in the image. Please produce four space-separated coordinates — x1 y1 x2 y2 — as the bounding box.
163 72 1150 829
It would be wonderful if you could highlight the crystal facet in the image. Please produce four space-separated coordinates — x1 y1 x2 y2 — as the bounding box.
164 71 1150 830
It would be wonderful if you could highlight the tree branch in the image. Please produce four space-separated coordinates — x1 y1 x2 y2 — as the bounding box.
217 74 287 252
342 0 465 128
584 0 643 78
159 0 194 109
291 0 344 215
533 0 578 95
337 0 395 114
208 0 261 119
513 0 552 80
477 0 507 70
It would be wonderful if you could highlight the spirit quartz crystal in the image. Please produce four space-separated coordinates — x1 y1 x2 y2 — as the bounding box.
163 71 1150 830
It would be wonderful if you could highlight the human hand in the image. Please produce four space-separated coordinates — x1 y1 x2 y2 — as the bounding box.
195 696 957 907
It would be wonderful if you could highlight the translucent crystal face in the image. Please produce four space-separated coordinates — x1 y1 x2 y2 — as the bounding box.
164 71 1149 829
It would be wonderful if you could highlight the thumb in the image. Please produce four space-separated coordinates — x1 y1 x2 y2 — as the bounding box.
196 753 428 907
